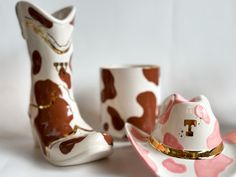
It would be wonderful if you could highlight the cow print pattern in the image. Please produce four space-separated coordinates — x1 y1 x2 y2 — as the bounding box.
59 136 86 154
107 106 125 131
32 55 112 155
101 69 117 103
127 91 157 134
70 18 75 26
101 67 160 138
17 4 113 163
142 67 160 85
34 79 74 153
59 66 71 89
102 133 113 146
103 122 109 131
194 154 233 177
32 50 42 75
162 158 187 173
28 7 53 28
163 132 184 150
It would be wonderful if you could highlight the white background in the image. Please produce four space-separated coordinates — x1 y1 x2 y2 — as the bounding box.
0 0 236 176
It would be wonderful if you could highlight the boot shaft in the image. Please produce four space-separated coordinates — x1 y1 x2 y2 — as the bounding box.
16 1 75 85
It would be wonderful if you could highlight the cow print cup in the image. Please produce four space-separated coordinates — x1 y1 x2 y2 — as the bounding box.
100 65 160 138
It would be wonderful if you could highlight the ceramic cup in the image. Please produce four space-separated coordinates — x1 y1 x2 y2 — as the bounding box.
100 65 160 138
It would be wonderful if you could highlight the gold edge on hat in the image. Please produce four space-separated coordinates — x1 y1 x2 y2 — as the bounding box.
148 136 224 160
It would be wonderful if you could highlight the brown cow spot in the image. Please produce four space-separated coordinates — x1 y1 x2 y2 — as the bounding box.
34 79 61 105
142 68 160 85
59 136 86 154
103 123 109 131
34 80 73 153
28 7 53 28
123 134 127 139
127 91 157 134
32 50 42 75
101 69 117 102
107 106 124 131
102 133 113 146
59 67 71 89
70 18 75 26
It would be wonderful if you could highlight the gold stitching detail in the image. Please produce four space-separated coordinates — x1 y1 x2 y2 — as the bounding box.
25 20 70 54
30 90 58 109
73 125 93 133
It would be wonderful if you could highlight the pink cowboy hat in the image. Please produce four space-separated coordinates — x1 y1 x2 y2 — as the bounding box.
125 94 236 177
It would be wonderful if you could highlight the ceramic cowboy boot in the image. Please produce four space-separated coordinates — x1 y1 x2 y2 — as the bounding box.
16 1 113 166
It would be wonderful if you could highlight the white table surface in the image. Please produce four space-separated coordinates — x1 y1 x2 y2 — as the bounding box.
0 123 235 177
0 136 155 177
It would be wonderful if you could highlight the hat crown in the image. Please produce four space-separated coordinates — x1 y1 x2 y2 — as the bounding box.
152 94 223 151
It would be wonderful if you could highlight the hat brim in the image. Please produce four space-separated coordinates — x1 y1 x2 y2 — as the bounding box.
125 123 236 177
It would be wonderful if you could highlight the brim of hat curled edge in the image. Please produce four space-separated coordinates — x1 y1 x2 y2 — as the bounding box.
125 123 236 177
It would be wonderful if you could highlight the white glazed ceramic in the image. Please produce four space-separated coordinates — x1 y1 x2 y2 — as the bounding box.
153 94 223 153
100 65 160 138
125 94 236 177
16 1 113 166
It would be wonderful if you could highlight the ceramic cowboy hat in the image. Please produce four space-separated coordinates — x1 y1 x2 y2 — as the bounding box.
125 94 236 177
